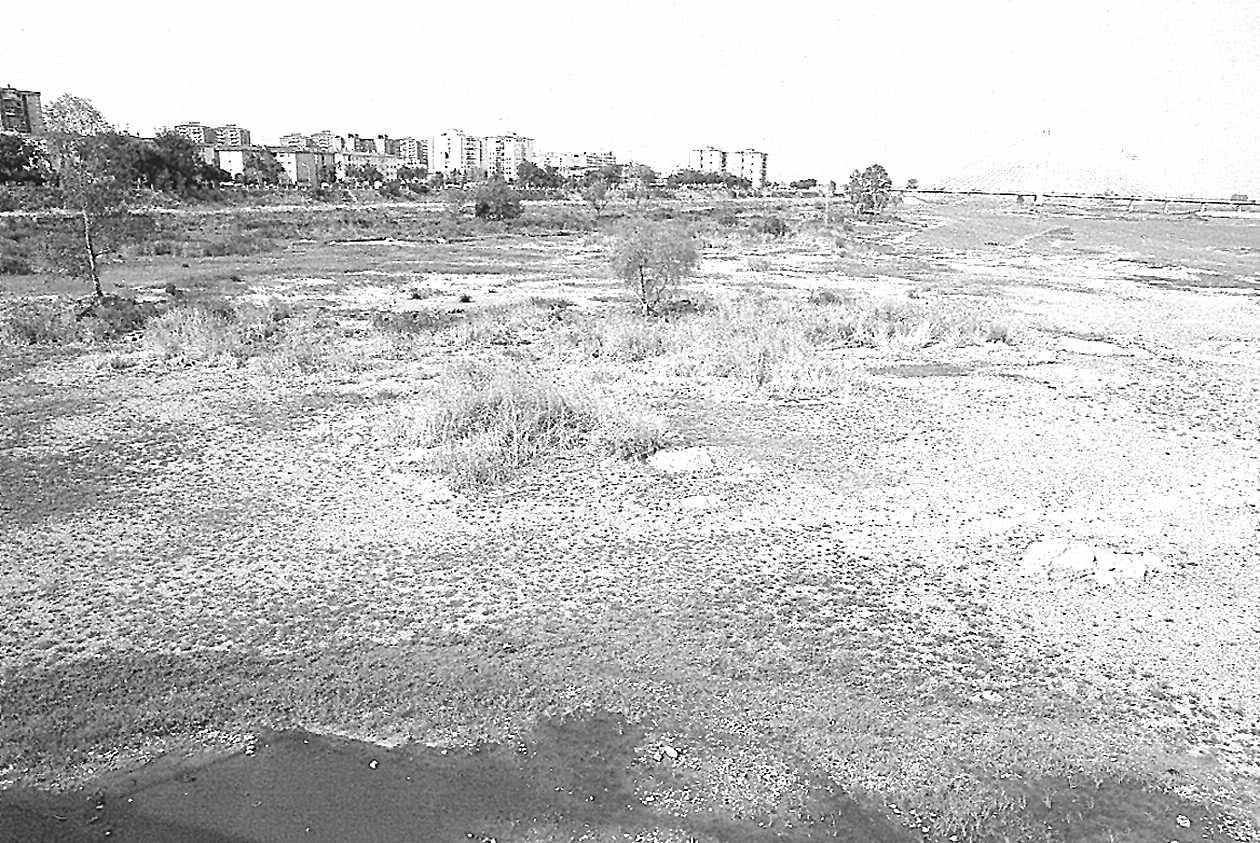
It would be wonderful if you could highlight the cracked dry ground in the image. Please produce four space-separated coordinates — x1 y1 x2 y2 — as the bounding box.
3 255 1260 839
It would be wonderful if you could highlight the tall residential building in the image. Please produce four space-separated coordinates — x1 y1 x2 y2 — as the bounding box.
481 134 535 181
215 124 252 146
727 149 769 188
0 87 46 135
396 137 426 167
173 122 216 145
310 130 343 152
279 132 313 149
429 129 481 176
689 146 726 174
376 135 401 156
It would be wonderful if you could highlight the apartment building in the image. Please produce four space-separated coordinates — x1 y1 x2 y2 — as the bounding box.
279 133 313 149
271 148 336 186
310 130 343 152
539 150 615 179
215 146 271 180
396 137 426 167
480 134 535 181
689 146 726 174
428 129 482 176
0 87 45 135
215 124 252 146
173 122 216 145
727 149 769 188
334 150 404 181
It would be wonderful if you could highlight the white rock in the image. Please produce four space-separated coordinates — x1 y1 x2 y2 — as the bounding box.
1052 542 1097 573
648 447 714 474
676 494 720 510
1020 540 1067 573
1115 553 1149 581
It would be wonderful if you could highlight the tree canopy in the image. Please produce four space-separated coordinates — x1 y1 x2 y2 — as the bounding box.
845 164 894 213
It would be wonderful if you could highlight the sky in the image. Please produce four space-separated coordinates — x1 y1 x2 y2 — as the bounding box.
7 0 1259 196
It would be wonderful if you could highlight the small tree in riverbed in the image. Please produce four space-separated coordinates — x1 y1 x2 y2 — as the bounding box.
50 136 151 298
845 164 894 214
581 177 610 219
610 219 699 316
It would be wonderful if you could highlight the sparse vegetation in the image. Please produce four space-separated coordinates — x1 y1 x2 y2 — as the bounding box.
609 219 700 316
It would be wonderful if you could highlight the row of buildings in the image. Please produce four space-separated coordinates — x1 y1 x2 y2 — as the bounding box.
2 84 771 189
689 146 770 188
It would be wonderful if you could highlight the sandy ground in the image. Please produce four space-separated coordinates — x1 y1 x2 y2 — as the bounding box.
1 197 1258 841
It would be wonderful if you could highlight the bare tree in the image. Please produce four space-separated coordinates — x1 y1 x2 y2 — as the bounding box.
610 219 699 316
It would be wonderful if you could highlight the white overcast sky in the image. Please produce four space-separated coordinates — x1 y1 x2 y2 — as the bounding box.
7 0 1259 195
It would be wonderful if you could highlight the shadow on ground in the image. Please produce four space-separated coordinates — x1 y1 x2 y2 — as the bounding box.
0 713 1250 842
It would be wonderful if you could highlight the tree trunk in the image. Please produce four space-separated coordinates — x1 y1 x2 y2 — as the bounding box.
82 207 101 298
638 266 650 317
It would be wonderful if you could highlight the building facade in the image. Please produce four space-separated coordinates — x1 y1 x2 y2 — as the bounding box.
727 149 769 188
689 146 726 174
173 122 216 145
428 130 481 177
215 146 270 180
480 134 535 181
271 148 336 186
396 137 426 167
0 87 46 135
279 133 312 149
334 150 404 181
539 150 615 180
215 124 252 147
310 130 343 152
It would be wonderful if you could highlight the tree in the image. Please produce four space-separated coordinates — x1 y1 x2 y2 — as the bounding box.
344 163 383 185
397 165 427 182
789 178 818 190
474 179 522 220
610 219 699 316
516 160 562 189
50 136 151 298
846 164 893 214
906 178 919 190
581 178 611 218
43 94 113 136
239 153 283 186
443 186 468 217
0 135 49 184
623 164 656 204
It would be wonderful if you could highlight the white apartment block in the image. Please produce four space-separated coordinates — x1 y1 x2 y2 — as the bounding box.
173 122 216 145
396 137 427 167
481 134 535 181
310 130 343 152
727 149 769 188
334 150 404 181
539 150 616 178
279 133 312 149
214 124 251 147
428 130 482 176
689 146 726 174
271 148 336 185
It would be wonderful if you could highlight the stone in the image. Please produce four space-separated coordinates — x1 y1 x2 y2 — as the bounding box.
1115 553 1149 581
1021 539 1068 573
1051 542 1097 573
648 447 714 474
676 494 720 510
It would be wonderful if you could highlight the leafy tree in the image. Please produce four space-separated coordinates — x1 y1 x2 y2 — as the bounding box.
581 178 611 218
443 186 468 216
397 165 427 182
906 178 919 190
623 164 657 203
428 171 447 189
239 153 284 186
609 219 699 316
846 164 893 214
474 179 522 220
595 163 621 186
789 178 818 190
516 160 563 189
344 163 384 184
43 94 113 136
0 135 49 184
50 136 152 297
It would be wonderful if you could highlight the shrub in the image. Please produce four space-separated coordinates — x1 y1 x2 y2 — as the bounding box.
0 255 33 275
1 303 80 345
473 180 523 221
756 216 789 238
143 299 293 364
371 309 456 334
609 219 699 316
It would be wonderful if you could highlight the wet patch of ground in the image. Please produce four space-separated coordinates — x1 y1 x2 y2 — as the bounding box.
1 710 1251 842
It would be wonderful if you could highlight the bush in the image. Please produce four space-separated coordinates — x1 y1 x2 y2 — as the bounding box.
0 255 32 275
473 180 523 221
371 309 456 334
1 303 80 345
143 299 293 364
609 219 699 316
756 216 789 238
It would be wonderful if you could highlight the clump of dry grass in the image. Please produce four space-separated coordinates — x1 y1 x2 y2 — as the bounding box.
142 298 342 373
406 366 665 486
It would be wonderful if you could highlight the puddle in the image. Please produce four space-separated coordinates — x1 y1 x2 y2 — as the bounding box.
0 711 1252 841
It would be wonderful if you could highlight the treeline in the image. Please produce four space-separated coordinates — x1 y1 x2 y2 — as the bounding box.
0 131 229 198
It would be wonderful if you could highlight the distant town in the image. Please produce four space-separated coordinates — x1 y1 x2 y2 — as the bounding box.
1 84 770 191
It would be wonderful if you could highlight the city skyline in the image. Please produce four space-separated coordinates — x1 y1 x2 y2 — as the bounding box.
7 0 1260 195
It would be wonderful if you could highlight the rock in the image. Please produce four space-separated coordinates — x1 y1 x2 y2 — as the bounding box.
648 447 714 474
676 494 720 510
1021 539 1068 573
1051 542 1097 573
1115 553 1148 581
661 745 679 760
